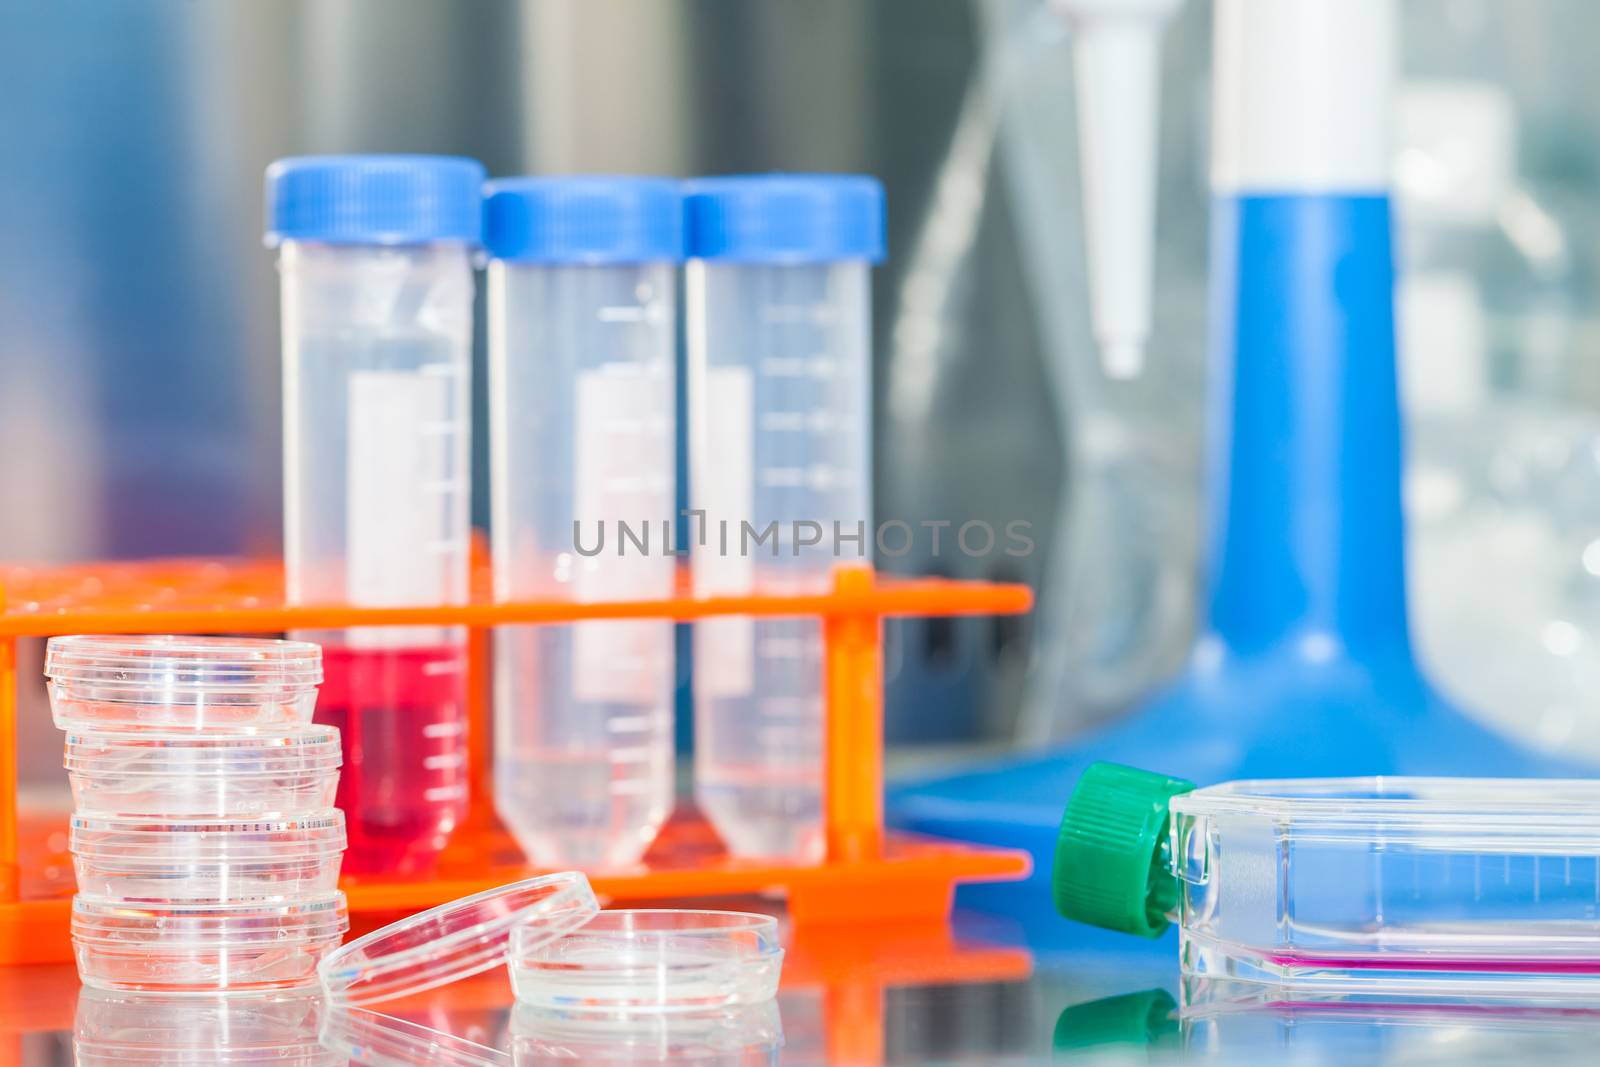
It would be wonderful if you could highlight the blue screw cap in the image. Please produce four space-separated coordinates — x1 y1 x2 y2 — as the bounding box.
483 176 684 265
265 155 486 247
684 174 885 264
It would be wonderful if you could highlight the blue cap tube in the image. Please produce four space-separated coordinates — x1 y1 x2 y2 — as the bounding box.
266 154 483 874
683 175 885 862
484 176 683 868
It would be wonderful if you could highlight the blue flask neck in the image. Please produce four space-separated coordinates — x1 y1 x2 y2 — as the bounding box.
1203 194 1413 665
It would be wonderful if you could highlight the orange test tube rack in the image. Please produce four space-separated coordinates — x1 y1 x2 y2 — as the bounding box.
0 557 1032 967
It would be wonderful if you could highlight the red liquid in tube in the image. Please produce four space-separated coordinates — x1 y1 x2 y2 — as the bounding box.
317 642 469 875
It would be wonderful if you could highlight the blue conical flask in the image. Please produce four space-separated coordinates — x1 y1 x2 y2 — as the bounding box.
888 0 1587 932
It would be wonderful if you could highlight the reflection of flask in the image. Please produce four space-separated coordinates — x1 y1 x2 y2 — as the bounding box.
1052 988 1179 1057
1399 82 1600 761
1059 984 1600 1060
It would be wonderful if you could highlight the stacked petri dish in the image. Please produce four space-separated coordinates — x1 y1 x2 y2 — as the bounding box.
46 635 350 993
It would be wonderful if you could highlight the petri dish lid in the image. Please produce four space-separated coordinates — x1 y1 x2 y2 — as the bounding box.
319 872 599 1006
46 635 323 732
46 635 323 693
64 725 343 775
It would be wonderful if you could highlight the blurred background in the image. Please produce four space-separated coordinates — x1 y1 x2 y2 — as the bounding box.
4 0 1600 784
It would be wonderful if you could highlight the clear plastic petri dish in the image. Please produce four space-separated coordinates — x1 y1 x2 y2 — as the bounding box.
70 811 346 902
1055 765 1600 998
508 910 784 1013
66 726 342 817
73 987 337 1066
46 635 323 732
72 892 349 993
319 872 600 1006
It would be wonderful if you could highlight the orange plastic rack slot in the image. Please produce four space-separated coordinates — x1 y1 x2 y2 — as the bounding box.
0 557 1033 967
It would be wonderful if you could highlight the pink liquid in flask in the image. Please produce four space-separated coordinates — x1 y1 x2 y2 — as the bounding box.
1264 950 1600 975
317 642 470 874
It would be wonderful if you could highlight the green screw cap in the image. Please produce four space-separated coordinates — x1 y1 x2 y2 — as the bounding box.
1052 762 1196 938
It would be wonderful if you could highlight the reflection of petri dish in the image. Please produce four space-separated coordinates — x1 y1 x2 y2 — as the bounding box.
509 910 784 1013
74 987 338 1066
320 872 599 1006
320 1006 510 1067
510 1000 784 1064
